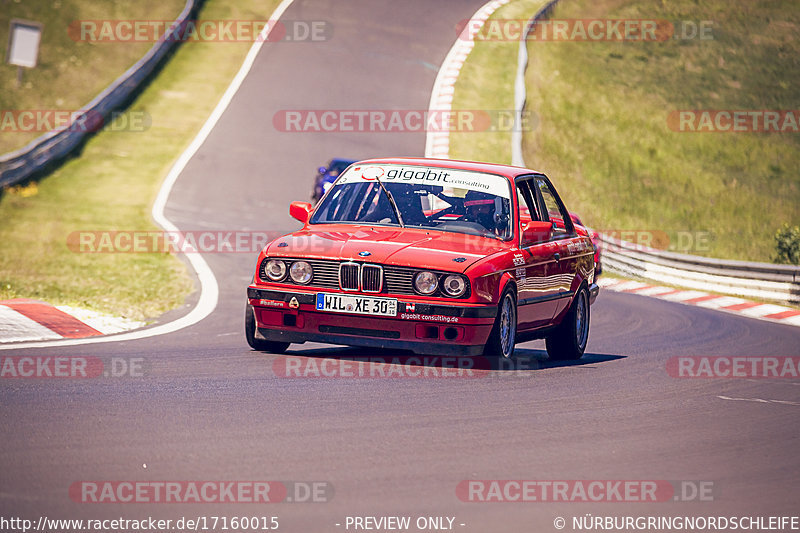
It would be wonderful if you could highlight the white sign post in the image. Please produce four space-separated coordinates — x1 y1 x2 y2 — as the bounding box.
6 19 43 87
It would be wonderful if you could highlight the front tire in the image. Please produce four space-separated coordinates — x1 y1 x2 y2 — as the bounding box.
545 286 589 361
484 287 517 359
245 304 290 353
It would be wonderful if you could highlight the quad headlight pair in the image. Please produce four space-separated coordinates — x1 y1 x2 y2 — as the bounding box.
413 271 467 298
264 259 312 284
262 259 467 297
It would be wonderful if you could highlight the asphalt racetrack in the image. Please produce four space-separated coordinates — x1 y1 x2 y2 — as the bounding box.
1 1 799 531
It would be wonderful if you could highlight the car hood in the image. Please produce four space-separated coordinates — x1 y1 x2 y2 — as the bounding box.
266 225 506 272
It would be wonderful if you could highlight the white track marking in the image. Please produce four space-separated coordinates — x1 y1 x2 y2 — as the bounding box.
692 296 744 309
633 286 678 297
596 277 622 287
424 0 514 158
784 314 800 326
608 280 649 292
717 395 800 406
0 306 61 343
0 0 297 350
738 303 791 318
599 277 800 327
658 290 708 302
55 305 146 334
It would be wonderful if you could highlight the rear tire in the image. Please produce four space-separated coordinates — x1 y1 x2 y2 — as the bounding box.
484 287 517 359
245 304 290 353
545 286 589 361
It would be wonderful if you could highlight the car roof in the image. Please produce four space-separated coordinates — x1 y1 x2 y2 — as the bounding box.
353 157 543 181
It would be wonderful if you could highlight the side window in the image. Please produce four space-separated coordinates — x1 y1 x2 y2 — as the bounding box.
534 178 570 236
515 180 539 223
516 180 543 248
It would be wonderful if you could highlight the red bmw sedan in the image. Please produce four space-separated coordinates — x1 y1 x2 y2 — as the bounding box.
246 158 598 360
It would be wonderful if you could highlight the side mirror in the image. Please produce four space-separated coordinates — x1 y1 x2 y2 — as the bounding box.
317 166 327 174
289 201 313 224
521 220 553 245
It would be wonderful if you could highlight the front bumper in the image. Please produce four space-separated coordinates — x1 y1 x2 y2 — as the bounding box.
247 287 497 356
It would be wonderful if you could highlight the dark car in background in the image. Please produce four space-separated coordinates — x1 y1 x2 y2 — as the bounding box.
312 158 357 202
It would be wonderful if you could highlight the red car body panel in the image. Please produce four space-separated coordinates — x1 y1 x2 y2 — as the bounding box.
264 226 507 273
570 212 603 276
247 157 598 355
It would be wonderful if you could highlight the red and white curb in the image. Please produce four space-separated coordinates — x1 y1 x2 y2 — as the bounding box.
0 299 145 343
425 0 513 159
597 278 800 327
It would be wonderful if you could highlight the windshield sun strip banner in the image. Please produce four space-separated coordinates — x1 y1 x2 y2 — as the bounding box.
335 164 512 199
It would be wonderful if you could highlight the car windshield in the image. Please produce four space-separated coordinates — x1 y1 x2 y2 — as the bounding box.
310 164 513 240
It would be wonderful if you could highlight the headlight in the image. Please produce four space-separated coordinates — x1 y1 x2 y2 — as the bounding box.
289 261 313 284
414 271 438 295
265 259 287 281
442 274 467 297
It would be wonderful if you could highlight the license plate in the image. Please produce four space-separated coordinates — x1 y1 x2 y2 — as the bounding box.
315 293 397 317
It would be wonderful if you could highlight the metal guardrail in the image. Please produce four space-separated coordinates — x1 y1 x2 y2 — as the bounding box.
0 0 201 188
598 234 800 304
511 0 560 167
511 1 800 305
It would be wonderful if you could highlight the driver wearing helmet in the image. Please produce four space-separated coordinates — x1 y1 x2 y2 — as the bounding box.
464 190 505 236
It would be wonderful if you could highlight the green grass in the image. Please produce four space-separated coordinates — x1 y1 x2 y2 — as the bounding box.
0 0 279 320
449 0 549 164
0 0 185 154
451 0 799 262
519 0 800 261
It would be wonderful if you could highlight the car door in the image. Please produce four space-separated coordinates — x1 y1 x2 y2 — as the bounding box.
513 178 562 330
531 175 585 320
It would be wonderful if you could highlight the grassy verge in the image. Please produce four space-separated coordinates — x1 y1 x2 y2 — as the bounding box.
0 0 185 154
448 0 548 164
0 0 279 320
451 0 799 262
521 0 799 261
